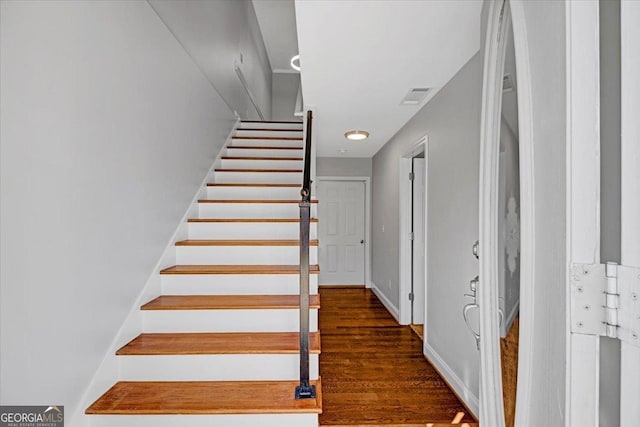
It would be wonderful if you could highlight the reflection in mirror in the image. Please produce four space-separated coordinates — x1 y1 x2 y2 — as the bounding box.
497 15 520 427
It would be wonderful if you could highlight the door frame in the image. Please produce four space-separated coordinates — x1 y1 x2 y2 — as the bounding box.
399 135 428 326
478 1 535 426
316 176 372 288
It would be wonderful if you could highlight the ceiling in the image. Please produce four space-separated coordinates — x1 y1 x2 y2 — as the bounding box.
252 0 299 74
295 0 483 157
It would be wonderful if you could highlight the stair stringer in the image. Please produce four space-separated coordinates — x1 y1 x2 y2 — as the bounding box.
70 119 240 427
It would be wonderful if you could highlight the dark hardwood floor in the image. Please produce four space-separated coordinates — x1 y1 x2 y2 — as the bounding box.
319 287 477 425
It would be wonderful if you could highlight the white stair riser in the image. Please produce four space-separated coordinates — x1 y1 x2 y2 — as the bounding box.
213 171 301 184
235 130 303 139
220 159 303 169
226 147 304 158
142 309 318 333
175 246 318 265
230 139 302 148
198 203 316 219
88 414 318 427
161 275 318 295
188 222 317 239
239 122 303 130
118 354 319 381
205 186 302 200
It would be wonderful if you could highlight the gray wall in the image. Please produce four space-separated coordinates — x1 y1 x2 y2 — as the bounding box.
272 73 301 121
0 0 268 418
150 0 272 120
372 52 483 405
599 0 621 425
317 157 372 177
369 1 570 421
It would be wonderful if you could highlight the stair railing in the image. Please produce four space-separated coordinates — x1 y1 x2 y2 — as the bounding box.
295 110 316 399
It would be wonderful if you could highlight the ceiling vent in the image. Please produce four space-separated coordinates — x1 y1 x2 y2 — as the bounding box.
503 74 515 92
401 88 431 105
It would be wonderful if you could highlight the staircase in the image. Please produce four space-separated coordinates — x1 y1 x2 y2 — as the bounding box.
86 120 322 427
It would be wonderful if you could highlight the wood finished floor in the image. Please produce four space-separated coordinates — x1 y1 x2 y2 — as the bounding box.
319 288 476 425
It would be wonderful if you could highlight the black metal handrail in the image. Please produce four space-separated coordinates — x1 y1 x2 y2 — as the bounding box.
295 110 315 399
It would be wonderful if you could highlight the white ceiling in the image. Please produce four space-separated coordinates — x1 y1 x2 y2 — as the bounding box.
295 0 483 157
252 0 299 73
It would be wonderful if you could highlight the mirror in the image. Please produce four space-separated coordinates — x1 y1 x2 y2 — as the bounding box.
497 14 520 427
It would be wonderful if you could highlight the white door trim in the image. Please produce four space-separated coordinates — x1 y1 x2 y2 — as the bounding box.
316 176 372 288
399 136 428 326
478 1 536 426
565 1 602 426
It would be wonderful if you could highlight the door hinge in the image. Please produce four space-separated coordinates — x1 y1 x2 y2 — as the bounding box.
409 172 415 181
570 262 640 347
409 292 414 302
409 232 414 241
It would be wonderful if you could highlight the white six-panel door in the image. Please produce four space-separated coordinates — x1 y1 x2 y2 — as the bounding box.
317 180 366 286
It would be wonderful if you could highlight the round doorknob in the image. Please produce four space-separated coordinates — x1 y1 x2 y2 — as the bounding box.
360 240 364 244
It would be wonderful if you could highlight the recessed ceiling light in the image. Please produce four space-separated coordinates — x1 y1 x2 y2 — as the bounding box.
344 130 369 141
290 54 300 71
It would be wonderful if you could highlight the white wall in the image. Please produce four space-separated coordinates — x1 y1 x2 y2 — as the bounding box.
316 157 372 177
149 0 272 121
272 73 301 121
371 51 483 407
0 0 244 419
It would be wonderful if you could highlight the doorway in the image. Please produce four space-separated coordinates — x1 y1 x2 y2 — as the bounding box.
317 178 369 287
399 137 427 327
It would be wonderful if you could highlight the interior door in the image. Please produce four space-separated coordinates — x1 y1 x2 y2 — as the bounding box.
620 1 640 424
318 180 365 285
412 158 426 324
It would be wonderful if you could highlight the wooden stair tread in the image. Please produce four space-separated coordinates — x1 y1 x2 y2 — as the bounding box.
117 332 321 355
237 128 302 132
232 136 302 141
86 379 322 414
241 120 303 124
175 239 318 246
207 183 301 187
229 146 302 150
160 264 320 275
198 199 318 204
141 294 321 310
188 218 318 223
221 156 303 161
214 168 302 173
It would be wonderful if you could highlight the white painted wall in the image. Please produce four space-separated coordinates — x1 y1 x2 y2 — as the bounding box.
149 0 272 120
0 0 253 420
272 73 300 121
372 52 483 408
317 157 372 177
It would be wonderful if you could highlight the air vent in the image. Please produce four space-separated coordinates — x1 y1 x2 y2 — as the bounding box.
503 74 514 92
401 88 431 105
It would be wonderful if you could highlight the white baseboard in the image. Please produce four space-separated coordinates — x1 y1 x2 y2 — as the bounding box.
424 341 479 418
370 281 399 322
70 119 239 427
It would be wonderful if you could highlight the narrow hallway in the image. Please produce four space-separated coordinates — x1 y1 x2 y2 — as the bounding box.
319 288 477 426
